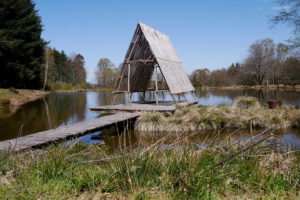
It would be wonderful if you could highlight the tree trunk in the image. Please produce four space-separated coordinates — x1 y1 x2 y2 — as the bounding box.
43 47 49 90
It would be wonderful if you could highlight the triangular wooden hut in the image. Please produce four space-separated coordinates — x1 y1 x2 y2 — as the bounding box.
112 22 197 105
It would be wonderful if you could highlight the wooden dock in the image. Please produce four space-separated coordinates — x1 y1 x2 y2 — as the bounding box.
0 112 140 152
90 101 198 113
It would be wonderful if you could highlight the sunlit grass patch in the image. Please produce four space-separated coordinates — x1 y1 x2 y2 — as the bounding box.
0 136 298 199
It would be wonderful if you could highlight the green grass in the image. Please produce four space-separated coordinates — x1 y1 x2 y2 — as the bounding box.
0 138 299 199
50 82 87 91
0 89 9 93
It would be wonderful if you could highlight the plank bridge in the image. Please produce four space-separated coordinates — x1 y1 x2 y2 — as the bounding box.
0 112 140 152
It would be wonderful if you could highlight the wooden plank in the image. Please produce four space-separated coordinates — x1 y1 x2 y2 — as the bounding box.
184 93 189 103
127 59 154 63
128 63 131 105
154 64 159 105
0 112 140 152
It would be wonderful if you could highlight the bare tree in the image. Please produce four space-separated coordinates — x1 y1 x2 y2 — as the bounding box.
43 47 49 90
244 38 276 85
41 46 54 90
96 58 118 89
271 0 300 50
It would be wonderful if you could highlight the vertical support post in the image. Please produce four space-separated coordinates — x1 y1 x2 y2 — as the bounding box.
128 63 131 105
192 91 198 101
154 64 159 106
112 93 118 105
170 93 177 104
183 93 190 103
143 91 146 102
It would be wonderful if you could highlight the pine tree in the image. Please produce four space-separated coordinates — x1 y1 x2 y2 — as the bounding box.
0 0 45 88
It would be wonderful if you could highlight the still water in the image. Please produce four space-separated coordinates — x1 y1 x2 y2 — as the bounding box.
0 89 300 149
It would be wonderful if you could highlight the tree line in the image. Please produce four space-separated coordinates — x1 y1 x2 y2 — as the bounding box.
0 0 86 89
190 38 300 87
191 0 300 87
41 48 87 90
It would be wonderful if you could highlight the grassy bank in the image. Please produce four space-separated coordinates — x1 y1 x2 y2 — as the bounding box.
0 88 49 108
0 135 299 199
135 97 300 132
0 87 112 108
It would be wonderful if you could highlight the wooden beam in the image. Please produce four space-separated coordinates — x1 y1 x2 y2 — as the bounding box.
146 88 168 91
113 32 141 104
170 93 177 104
154 64 159 106
192 91 198 102
126 59 154 64
143 91 146 102
128 63 131 105
184 93 190 103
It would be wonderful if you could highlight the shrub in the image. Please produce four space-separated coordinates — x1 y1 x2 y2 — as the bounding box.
138 112 166 124
62 82 73 90
271 116 281 124
50 82 73 90
233 96 260 109
75 83 87 89
50 83 62 90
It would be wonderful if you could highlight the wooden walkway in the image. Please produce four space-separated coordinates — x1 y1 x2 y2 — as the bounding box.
90 101 198 113
0 112 140 152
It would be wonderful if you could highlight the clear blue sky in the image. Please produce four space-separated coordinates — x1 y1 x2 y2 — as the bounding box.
34 0 292 83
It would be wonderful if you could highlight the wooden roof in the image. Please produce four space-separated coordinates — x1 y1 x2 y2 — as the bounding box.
114 22 194 94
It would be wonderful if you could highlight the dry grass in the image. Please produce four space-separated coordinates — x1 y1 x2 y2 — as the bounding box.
135 97 300 132
0 88 49 107
0 133 299 199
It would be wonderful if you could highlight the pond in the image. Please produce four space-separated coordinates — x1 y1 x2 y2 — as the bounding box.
0 89 300 149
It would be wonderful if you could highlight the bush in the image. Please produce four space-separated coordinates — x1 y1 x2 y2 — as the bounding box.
61 82 73 90
75 83 87 89
271 116 281 124
233 96 260 109
50 83 62 90
50 82 73 90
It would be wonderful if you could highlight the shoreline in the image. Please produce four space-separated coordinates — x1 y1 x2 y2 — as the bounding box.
196 84 300 91
0 89 50 108
0 88 113 109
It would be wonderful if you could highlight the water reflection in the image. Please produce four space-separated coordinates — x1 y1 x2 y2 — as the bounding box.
126 88 300 106
0 93 89 140
89 128 300 151
0 89 300 143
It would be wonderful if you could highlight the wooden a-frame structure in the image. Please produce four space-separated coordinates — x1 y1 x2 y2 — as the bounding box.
112 22 197 105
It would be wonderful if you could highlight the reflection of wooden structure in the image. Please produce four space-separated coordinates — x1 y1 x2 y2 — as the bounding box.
112 22 197 106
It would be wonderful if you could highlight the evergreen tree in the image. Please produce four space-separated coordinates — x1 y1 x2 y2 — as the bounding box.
0 0 45 88
53 49 67 82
